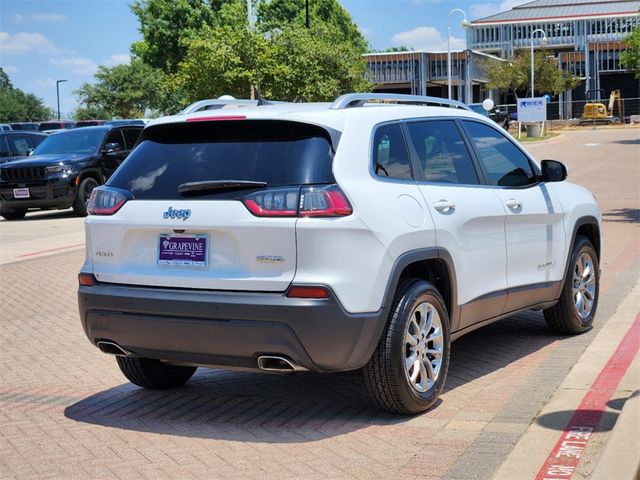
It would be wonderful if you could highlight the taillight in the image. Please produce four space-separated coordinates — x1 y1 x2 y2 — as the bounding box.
186 116 246 122
242 185 352 218
299 185 352 217
87 186 134 215
242 187 301 217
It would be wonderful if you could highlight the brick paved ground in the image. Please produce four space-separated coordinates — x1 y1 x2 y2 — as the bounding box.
1 128 638 479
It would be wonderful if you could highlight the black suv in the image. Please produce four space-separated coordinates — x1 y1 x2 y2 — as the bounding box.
0 125 143 220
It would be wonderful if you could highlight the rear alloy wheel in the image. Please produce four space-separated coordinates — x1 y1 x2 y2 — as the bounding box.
363 279 450 414
1 209 27 220
116 356 197 389
72 177 99 217
544 235 599 334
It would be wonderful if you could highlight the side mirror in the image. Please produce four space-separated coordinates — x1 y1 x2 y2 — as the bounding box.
26 148 34 156
103 142 122 155
541 159 567 182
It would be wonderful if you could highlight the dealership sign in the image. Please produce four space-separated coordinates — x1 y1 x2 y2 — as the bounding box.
517 97 547 122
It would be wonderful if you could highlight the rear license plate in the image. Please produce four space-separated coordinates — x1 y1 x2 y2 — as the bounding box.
158 234 208 266
13 188 29 199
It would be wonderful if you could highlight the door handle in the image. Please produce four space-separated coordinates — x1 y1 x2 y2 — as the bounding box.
433 200 456 212
505 198 523 209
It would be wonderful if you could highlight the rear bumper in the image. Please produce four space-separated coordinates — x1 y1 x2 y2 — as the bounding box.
78 281 389 372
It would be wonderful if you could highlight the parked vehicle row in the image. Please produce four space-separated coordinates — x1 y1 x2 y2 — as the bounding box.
0 125 143 219
1 119 149 133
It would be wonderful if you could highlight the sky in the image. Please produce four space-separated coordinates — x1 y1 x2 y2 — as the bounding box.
0 0 527 117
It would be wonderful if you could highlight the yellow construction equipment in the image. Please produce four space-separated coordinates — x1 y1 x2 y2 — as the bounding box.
580 89 622 124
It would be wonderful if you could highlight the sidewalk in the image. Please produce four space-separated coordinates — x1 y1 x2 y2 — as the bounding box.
492 282 640 480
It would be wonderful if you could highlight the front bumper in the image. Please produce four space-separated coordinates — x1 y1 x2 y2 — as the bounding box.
0 176 77 211
78 281 389 373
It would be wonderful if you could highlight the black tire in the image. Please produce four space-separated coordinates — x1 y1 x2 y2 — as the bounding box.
363 279 451 414
116 356 197 389
544 235 599 334
1 209 27 220
72 177 99 217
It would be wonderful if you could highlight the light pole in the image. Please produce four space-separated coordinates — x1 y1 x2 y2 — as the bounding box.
530 28 547 97
56 79 67 120
447 8 470 100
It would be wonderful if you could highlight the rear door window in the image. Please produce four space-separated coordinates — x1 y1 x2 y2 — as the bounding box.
372 123 413 180
108 120 335 199
405 120 479 185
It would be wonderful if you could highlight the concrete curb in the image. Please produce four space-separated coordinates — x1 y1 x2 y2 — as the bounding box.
590 386 640 480
491 282 640 479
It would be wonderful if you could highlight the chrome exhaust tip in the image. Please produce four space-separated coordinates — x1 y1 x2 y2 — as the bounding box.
257 355 307 373
96 340 132 356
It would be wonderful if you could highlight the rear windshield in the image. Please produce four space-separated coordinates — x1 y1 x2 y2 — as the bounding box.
107 120 335 200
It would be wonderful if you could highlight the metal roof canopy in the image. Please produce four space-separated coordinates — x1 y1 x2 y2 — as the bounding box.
472 0 640 24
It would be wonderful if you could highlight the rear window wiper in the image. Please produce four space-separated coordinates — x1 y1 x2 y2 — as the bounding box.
178 180 268 196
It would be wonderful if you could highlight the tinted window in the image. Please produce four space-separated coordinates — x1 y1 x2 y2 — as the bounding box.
0 137 9 158
406 120 479 185
104 129 125 148
28 133 46 147
372 123 412 180
108 120 335 200
39 122 62 131
122 128 142 150
33 130 104 155
463 121 536 187
6 135 32 156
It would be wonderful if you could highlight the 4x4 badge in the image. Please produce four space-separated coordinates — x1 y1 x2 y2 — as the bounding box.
163 206 191 221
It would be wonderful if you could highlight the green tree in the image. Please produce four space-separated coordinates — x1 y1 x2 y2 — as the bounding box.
620 26 640 78
173 0 371 103
0 68 53 122
75 59 167 118
257 0 367 51
73 105 111 120
131 0 229 73
484 49 580 98
266 22 371 101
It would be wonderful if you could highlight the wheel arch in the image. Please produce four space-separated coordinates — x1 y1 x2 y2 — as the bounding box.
380 248 459 328
555 215 601 299
77 168 104 185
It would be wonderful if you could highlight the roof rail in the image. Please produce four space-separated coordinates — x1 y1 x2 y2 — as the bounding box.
330 93 471 111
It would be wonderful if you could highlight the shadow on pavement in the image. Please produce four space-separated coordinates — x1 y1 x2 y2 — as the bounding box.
611 138 640 145
602 208 640 224
65 311 564 441
535 410 619 432
0 209 76 222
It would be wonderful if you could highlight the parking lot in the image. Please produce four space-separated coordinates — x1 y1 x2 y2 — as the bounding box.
0 127 638 479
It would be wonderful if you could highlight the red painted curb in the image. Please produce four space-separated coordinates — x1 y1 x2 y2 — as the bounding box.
14 242 85 259
535 312 640 479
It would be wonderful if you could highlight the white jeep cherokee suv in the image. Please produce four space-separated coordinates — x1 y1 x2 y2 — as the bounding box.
78 94 601 414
